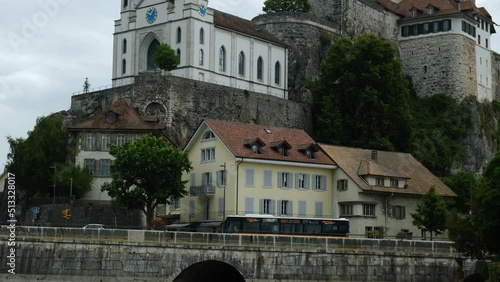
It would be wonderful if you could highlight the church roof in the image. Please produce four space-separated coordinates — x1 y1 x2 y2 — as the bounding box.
214 10 286 46
69 98 165 132
320 144 456 197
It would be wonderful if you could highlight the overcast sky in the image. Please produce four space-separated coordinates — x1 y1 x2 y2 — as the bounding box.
0 0 498 170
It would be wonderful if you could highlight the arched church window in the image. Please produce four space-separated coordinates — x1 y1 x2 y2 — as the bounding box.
122 59 126 74
199 49 204 66
147 39 160 71
238 51 245 76
177 49 181 65
123 0 128 8
200 28 204 45
123 39 127 54
219 46 226 72
177 27 182 43
275 61 281 85
257 56 263 80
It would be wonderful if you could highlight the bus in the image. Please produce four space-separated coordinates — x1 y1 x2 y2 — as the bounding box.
223 214 349 237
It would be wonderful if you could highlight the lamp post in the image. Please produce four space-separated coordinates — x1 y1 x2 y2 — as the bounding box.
49 165 57 204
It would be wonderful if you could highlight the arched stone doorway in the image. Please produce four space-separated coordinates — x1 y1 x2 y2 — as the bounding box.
147 39 160 71
173 260 245 282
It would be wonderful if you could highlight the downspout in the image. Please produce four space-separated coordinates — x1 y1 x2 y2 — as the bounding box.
384 193 394 236
235 158 244 215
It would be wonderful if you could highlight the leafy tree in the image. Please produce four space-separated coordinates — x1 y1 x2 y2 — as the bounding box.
6 115 72 198
263 0 311 13
473 152 500 257
55 166 93 199
153 43 179 72
411 186 448 241
101 134 192 229
443 170 477 214
312 33 413 152
447 212 487 259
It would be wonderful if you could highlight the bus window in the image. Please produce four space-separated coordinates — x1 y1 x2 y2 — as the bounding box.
305 224 321 234
280 223 295 234
243 220 260 232
261 219 279 233
322 224 338 234
224 218 243 233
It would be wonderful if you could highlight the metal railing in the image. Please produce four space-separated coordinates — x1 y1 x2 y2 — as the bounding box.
189 185 215 196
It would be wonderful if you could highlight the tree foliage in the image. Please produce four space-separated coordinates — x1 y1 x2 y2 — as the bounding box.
153 43 179 71
6 115 75 198
312 33 413 152
263 0 311 13
443 170 477 214
101 134 192 229
411 186 448 241
55 166 93 199
447 212 487 259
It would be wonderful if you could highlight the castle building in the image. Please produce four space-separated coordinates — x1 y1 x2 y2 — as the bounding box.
113 0 288 99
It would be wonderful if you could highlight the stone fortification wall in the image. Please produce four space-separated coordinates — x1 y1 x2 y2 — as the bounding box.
492 51 500 101
0 226 470 281
70 75 312 147
310 0 400 41
400 34 477 100
253 13 339 103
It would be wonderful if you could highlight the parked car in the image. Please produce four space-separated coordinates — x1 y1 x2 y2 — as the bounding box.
82 224 105 229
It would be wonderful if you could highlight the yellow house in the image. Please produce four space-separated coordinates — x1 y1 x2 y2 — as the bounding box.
178 119 338 230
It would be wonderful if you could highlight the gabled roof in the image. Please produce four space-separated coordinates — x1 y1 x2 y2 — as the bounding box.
320 144 456 197
186 119 336 166
69 98 165 132
214 10 286 46
378 0 494 24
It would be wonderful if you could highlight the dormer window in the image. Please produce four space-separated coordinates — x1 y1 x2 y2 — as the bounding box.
244 138 266 154
105 112 118 124
411 8 419 17
277 146 287 156
298 143 320 159
426 5 435 15
270 140 292 157
202 131 216 140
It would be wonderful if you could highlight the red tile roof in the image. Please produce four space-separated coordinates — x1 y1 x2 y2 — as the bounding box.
214 10 286 46
320 144 456 197
69 98 164 132
203 119 335 166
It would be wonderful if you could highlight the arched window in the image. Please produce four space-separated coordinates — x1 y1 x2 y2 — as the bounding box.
122 59 126 74
257 56 263 80
238 51 245 76
199 49 204 66
177 49 181 64
200 28 204 45
202 131 216 140
219 46 226 72
177 27 182 43
122 38 127 54
123 0 128 8
275 61 281 85
147 39 160 70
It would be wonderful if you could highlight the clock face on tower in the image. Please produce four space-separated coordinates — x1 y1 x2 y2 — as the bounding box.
146 7 157 24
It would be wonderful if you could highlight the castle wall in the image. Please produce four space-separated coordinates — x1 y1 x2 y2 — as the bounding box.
400 34 477 100
70 75 312 147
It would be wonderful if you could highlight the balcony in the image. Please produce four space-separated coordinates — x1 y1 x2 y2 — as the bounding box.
190 185 215 196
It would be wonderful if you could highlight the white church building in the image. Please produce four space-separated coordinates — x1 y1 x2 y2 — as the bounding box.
112 0 289 99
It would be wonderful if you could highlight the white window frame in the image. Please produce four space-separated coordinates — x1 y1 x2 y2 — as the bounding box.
100 159 111 177
313 175 326 191
340 204 353 216
86 133 95 150
117 134 126 146
201 147 216 162
363 204 376 216
101 134 111 150
263 199 272 214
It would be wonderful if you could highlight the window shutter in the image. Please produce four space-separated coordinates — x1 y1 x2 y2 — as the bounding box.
263 170 272 187
278 172 283 188
245 169 254 186
259 199 264 214
189 200 195 216
218 197 224 216
245 198 254 214
190 173 196 187
321 175 327 190
288 200 293 216
209 172 213 185
288 173 293 188
305 174 310 189
216 171 221 186
270 200 275 215
278 200 283 215
295 174 300 189
402 206 406 219
299 201 306 217
315 202 323 218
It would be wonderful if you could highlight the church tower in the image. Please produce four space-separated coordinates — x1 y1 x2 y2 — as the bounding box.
111 0 289 99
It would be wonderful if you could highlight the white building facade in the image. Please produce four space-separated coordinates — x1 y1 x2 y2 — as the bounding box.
113 0 288 99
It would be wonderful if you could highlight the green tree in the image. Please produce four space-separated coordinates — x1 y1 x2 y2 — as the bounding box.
153 43 179 72
312 33 413 152
6 115 73 198
443 170 477 214
473 152 500 257
101 134 192 229
411 186 448 241
447 212 487 259
263 0 311 13
55 166 93 199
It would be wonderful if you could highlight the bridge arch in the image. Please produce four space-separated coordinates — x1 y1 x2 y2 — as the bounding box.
173 260 245 282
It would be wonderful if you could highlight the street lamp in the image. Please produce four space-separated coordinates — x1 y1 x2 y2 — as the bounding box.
49 165 57 204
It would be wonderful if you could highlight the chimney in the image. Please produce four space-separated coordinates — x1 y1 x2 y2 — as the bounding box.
371 150 378 161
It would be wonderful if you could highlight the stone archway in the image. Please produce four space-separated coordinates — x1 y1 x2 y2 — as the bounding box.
173 260 245 282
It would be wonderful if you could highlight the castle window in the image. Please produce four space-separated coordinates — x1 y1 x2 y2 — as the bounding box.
199 49 204 66
199 28 204 45
486 39 489 48
123 39 127 54
257 56 263 80
275 61 281 85
238 51 245 76
478 35 481 45
177 49 181 64
123 0 128 8
424 66 427 73
122 59 126 74
177 27 182 43
219 46 226 72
